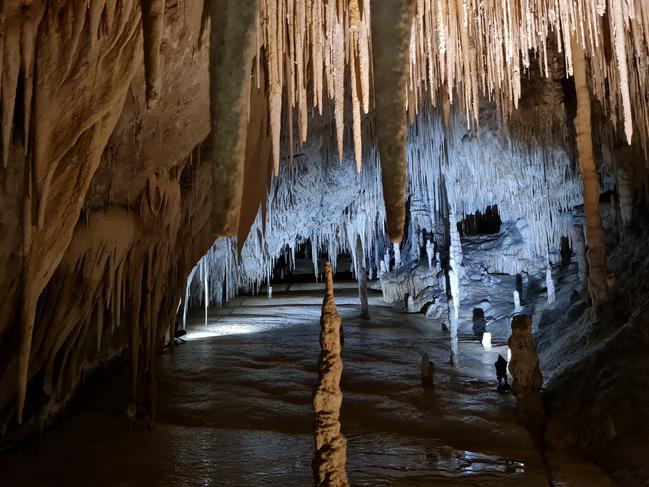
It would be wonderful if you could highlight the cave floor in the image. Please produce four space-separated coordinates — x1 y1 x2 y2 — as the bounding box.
0 282 614 486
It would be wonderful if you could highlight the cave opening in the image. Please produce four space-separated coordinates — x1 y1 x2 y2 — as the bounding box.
1 1 648 486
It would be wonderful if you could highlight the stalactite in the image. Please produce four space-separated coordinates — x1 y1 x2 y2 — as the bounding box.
208 0 259 236
571 35 610 305
140 0 167 106
371 0 417 242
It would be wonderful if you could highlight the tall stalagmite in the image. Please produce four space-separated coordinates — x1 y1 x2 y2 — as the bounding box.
312 262 349 487
571 36 610 305
371 0 417 242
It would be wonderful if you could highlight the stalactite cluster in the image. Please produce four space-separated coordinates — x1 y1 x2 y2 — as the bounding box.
203 0 649 243
0 1 210 430
1 0 648 448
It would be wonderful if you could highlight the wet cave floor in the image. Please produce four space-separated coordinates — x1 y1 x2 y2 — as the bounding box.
0 282 614 486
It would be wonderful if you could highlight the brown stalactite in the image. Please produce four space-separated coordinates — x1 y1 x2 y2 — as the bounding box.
208 0 259 236
571 36 610 306
140 0 167 106
371 0 416 243
237 64 273 253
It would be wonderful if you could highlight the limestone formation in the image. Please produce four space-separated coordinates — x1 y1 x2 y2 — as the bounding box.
208 0 259 236
482 332 492 351
508 315 544 437
426 240 434 269
546 267 556 304
355 236 370 320
420 353 435 387
371 0 417 242
312 263 349 487
448 297 459 368
571 224 588 285
0 4 648 479
571 35 610 305
514 291 522 313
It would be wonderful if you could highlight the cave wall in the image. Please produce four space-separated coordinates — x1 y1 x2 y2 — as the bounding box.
0 1 222 433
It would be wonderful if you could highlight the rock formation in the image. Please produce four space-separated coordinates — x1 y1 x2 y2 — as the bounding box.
355 236 370 320
571 35 610 305
420 353 435 387
508 315 544 438
1 2 649 482
312 262 349 487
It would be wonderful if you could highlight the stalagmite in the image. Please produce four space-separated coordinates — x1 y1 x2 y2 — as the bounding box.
355 236 370 320
426 239 434 269
617 168 633 226
571 35 609 305
448 208 464 278
482 332 492 351
393 242 402 268
384 251 391 273
508 315 544 438
571 224 588 285
514 290 522 313
371 0 417 242
448 296 459 368
420 353 435 387
312 262 349 487
209 0 259 235
546 267 555 304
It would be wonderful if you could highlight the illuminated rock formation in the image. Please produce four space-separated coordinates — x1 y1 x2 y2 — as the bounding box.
508 315 544 438
312 263 349 487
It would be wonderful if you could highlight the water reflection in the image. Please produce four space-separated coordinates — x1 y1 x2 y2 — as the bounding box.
312 263 349 486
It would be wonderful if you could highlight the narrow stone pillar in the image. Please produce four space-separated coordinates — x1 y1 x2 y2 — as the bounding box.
393 242 402 268
448 296 459 368
426 239 434 269
514 290 522 313
355 236 370 320
546 267 555 304
617 167 633 226
448 209 464 279
571 224 588 285
313 263 349 487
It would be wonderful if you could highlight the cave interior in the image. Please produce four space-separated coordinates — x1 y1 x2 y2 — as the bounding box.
1 1 649 486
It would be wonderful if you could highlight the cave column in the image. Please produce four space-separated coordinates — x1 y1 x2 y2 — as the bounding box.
355 236 370 320
447 208 462 316
571 36 610 305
